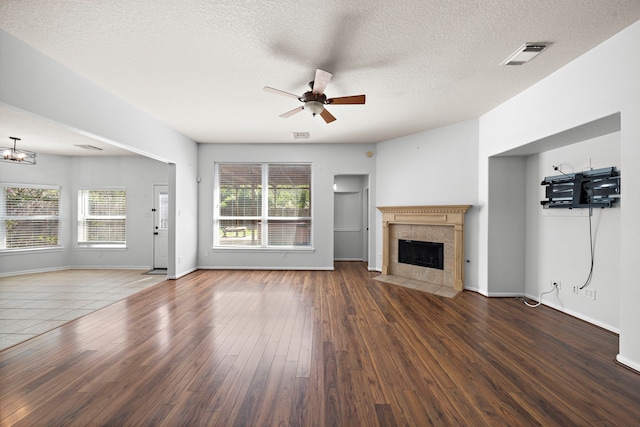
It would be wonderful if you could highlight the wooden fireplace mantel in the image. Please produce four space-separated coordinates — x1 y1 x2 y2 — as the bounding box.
377 205 471 291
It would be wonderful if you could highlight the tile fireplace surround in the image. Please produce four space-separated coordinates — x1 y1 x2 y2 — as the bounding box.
378 205 470 291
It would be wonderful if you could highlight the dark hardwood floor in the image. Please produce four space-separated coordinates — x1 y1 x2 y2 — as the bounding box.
1 262 639 426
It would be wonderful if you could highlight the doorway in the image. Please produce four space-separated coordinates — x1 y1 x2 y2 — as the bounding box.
334 175 369 262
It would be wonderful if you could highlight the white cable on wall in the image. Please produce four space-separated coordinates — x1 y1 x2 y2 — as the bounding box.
524 283 559 308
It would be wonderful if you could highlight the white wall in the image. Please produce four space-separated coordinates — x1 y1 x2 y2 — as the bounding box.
479 21 640 371
0 30 198 279
375 119 480 287
334 175 365 192
0 155 168 275
0 154 72 274
69 156 169 269
524 132 620 331
486 156 526 296
197 143 377 270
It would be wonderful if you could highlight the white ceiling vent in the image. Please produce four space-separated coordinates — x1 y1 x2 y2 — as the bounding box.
502 43 548 66
293 132 310 140
75 144 103 151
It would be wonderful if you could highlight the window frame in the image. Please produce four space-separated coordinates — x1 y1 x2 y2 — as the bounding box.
77 187 127 249
213 162 312 249
0 183 61 252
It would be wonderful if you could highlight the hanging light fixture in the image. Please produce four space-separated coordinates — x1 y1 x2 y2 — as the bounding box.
1 137 36 165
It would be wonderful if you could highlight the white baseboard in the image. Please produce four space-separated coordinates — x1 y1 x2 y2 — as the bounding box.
0 265 70 277
0 265 152 278
72 266 151 270
616 354 640 373
196 266 334 271
458 289 619 334
169 266 199 280
520 292 618 333
485 291 524 297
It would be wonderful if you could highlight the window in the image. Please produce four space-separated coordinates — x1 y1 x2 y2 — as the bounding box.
158 192 169 230
215 163 311 247
0 184 61 250
78 188 126 247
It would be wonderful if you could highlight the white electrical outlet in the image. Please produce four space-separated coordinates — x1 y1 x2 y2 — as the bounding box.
583 289 596 300
552 280 561 290
574 286 596 300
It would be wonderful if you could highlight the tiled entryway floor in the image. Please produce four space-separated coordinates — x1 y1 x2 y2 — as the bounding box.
373 273 460 298
0 269 167 351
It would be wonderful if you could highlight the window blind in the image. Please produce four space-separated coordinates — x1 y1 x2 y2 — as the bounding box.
215 163 311 247
267 164 311 246
0 185 60 250
78 189 126 247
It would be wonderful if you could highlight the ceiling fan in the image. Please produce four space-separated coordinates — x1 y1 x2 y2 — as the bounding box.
263 69 366 124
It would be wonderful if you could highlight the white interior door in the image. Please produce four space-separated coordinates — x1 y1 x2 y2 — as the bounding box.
153 185 169 269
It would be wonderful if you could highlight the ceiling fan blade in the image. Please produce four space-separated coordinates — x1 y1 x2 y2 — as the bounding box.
263 86 300 99
312 69 332 95
279 106 304 118
327 94 366 105
319 108 336 124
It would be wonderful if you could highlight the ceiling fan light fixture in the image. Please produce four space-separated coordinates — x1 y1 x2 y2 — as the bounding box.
304 101 324 116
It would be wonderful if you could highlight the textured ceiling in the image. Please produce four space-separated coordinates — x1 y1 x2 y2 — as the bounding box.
1 1 640 156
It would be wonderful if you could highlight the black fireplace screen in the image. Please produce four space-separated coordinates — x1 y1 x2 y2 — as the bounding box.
398 239 444 270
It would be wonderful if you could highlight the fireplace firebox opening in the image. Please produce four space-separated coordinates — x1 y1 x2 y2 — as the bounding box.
398 239 444 270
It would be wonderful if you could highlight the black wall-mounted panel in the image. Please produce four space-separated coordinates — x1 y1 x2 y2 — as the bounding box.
541 167 620 209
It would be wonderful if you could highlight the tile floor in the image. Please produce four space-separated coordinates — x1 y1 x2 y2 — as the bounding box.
0 269 167 351
373 273 460 298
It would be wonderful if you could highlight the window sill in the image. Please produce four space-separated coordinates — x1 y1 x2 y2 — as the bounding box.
211 246 315 253
76 245 127 250
0 246 63 255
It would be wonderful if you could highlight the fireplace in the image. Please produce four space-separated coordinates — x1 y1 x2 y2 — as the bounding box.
398 239 444 270
378 205 470 291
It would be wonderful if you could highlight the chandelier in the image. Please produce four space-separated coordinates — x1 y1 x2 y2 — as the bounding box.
1 137 36 165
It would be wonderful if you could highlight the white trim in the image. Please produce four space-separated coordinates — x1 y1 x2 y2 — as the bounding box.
462 289 620 333
0 265 151 277
209 247 315 253
0 265 69 277
75 245 127 250
70 265 150 270
0 246 63 254
168 266 199 280
197 266 334 271
483 291 522 297
0 182 60 190
616 354 640 373
539 298 619 333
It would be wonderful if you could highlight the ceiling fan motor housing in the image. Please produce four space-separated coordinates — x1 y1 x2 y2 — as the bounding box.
300 91 328 104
